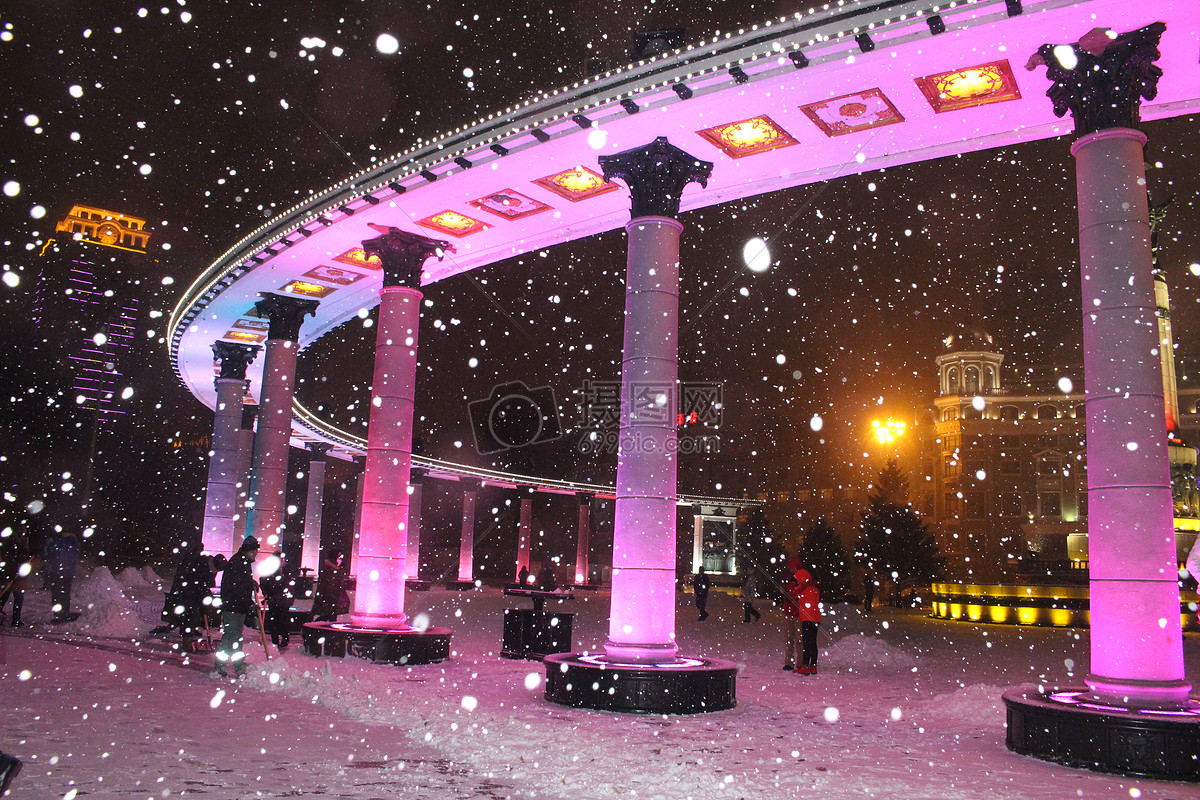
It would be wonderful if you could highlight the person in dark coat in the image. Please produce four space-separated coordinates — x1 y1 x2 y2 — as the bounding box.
693 566 711 621
153 538 215 649
44 527 81 624
312 548 349 622
863 573 877 615
0 529 31 628
742 568 761 623
260 565 294 650
215 536 258 676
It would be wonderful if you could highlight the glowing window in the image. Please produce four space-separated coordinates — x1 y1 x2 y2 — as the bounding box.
533 166 618 202
417 210 490 238
697 115 798 158
916 60 1021 113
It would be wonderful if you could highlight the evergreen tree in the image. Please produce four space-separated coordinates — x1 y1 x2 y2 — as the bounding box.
796 517 850 600
857 462 946 605
736 508 789 602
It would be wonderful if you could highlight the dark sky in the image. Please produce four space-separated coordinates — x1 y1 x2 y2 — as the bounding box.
2 1 1198 552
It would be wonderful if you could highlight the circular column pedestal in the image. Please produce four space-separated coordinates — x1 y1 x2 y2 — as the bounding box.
1004 686 1200 780
543 652 737 714
302 620 451 665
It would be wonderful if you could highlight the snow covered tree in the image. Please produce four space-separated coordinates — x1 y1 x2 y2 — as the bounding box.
857 462 945 605
796 517 850 601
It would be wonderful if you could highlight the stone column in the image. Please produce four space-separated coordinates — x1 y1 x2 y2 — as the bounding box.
573 493 592 585
599 137 712 664
243 293 319 552
516 495 532 581
348 455 365 575
301 443 330 575
457 490 477 583
406 468 425 581
692 506 704 574
350 225 449 629
200 341 259 559
1031 22 1188 708
235 404 257 555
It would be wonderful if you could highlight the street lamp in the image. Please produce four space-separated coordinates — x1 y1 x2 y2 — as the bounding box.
872 418 907 446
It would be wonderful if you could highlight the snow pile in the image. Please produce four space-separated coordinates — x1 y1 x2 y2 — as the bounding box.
822 632 919 672
917 683 1009 730
116 565 152 588
71 567 148 638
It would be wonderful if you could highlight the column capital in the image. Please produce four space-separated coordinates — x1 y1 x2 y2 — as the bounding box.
362 224 453 288
254 293 320 341
599 136 713 220
1026 22 1166 136
305 442 332 460
212 340 260 381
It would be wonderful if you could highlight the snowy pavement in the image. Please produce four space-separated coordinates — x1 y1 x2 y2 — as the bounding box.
3 567 1200 799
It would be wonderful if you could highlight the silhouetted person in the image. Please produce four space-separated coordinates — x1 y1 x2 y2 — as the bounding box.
312 548 349 622
693 566 711 621
863 574 877 614
260 565 294 651
742 569 761 623
0 529 31 628
215 536 259 677
44 527 80 624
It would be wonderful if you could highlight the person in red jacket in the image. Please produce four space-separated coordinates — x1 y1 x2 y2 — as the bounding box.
782 557 822 674
793 565 822 675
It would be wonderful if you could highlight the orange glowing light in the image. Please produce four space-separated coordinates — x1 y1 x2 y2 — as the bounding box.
872 419 907 445
417 210 490 237
915 60 1021 113
533 166 618 202
282 280 336 298
698 115 798 158
332 247 383 271
224 330 265 343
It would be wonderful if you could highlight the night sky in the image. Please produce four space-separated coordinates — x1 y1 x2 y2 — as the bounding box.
2 1 1198 560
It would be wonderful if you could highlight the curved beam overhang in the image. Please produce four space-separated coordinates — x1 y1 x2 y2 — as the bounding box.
169 0 1199 463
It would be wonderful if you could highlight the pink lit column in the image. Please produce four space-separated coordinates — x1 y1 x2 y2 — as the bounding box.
599 137 712 664
200 341 259 559
1033 22 1188 707
244 293 319 552
300 443 330 575
573 493 592 585
349 455 364 573
405 468 425 580
350 225 448 629
235 405 256 555
457 490 476 583
516 496 532 580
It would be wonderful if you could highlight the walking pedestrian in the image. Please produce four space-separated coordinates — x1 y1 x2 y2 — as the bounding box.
742 568 761 623
863 573 876 614
693 565 711 621
0 529 31 628
44 526 80 624
215 536 259 677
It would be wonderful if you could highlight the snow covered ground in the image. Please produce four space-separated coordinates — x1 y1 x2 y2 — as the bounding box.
4 567 1200 800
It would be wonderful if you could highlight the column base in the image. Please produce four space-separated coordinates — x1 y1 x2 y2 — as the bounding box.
444 580 480 591
301 620 451 665
544 652 737 714
1004 686 1200 780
